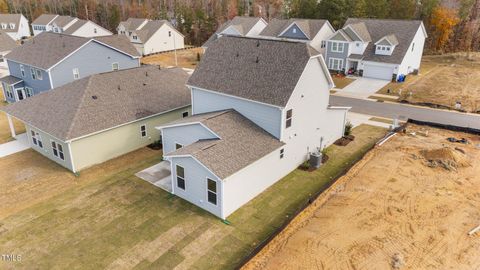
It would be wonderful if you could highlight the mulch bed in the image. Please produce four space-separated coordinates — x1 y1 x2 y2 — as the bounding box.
147 144 162 150
334 135 355 146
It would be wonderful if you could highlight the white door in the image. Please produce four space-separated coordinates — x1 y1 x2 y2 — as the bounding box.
363 64 394 81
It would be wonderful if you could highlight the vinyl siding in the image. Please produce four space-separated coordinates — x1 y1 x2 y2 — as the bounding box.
170 156 223 218
162 123 218 155
25 125 74 171
143 24 185 55
191 87 282 139
6 60 52 95
50 40 139 88
398 25 426 76
70 21 112 37
280 23 309 40
71 106 190 171
325 41 349 70
245 20 267 37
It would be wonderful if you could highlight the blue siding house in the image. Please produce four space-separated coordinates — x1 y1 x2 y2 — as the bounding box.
1 32 140 103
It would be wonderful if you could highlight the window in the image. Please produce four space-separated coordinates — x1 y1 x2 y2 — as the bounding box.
112 63 119 71
31 130 43 148
0 55 3 63
292 28 297 34
286 109 293 128
140 125 147 137
356 42 360 47
412 42 415 52
9 23 14 29
1 23 6 29
328 58 344 71
168 31 172 37
94 28 97 34
175 143 183 150
4 84 13 99
207 178 217 205
321 40 326 48
280 148 284 159
51 141 65 160
176 165 185 190
133 35 137 40
20 65 25 77
182 111 189 118
331 42 344 53
73 68 80 80
25 87 33 97
30 68 36 80
36 69 42 80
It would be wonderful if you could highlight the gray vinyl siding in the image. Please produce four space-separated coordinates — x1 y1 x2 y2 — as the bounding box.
2 81 24 103
50 41 139 88
162 123 217 155
343 28 361 41
171 156 222 218
279 24 309 40
25 125 74 171
6 59 52 95
191 88 282 139
325 41 349 70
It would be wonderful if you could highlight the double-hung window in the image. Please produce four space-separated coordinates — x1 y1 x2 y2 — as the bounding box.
51 141 65 160
25 87 33 97
280 149 285 159
328 58 344 70
30 68 36 80
140 125 147 137
331 42 344 53
168 31 172 37
207 178 217 205
36 69 42 80
112 63 119 71
176 165 185 190
286 109 293 128
73 68 80 80
31 130 43 148
20 65 25 77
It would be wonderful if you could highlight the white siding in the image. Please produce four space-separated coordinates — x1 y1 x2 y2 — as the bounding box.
143 24 185 55
161 123 218 155
245 20 267 37
191 88 283 139
310 23 335 53
70 21 112 37
398 25 426 76
170 156 223 218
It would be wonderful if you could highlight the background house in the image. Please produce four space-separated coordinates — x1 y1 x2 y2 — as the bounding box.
32 14 112 37
117 18 184 55
0 30 18 70
0 14 30 40
158 36 348 219
202 16 267 49
2 66 191 172
259 18 335 54
0 32 140 103
325 18 427 81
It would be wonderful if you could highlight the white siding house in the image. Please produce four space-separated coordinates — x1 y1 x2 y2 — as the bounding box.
202 17 268 49
32 14 112 37
157 36 348 219
0 14 30 40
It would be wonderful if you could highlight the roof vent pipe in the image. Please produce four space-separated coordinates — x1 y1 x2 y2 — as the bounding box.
255 56 259 63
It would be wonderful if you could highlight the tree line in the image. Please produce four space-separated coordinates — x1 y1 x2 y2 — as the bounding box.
1 0 479 53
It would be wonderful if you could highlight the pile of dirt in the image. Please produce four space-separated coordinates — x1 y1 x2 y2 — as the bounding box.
422 147 471 170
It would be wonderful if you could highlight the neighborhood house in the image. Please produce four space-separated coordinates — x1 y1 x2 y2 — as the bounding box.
0 32 140 103
31 14 112 37
0 13 31 40
0 30 18 69
2 66 191 172
158 36 349 219
325 18 427 81
117 18 185 55
259 18 335 54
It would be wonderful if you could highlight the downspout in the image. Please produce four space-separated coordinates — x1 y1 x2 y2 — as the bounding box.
67 141 76 174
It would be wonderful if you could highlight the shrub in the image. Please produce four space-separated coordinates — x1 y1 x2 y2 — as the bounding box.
197 52 201 62
344 121 353 136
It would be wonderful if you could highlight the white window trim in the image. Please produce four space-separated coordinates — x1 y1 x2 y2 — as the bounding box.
206 177 217 206
328 57 344 71
285 109 293 128
20 65 25 77
331 41 345 53
31 130 43 148
30 67 36 80
112 62 119 71
280 148 285 159
73 68 80 80
36 69 42 80
176 164 186 190
51 140 65 161
175 142 183 150
140 124 147 137
25 87 33 97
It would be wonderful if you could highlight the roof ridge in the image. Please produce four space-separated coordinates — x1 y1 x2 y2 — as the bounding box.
64 77 95 140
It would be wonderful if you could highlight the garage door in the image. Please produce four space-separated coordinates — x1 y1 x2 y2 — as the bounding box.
363 64 394 81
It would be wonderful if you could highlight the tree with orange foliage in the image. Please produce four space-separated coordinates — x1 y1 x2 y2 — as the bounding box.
430 6 460 51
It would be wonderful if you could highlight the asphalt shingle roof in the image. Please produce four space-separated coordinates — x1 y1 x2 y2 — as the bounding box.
32 14 58 25
52 15 76 28
0 30 18 51
260 18 329 40
119 18 149 31
0 75 23 85
344 18 424 64
2 66 191 141
165 110 284 179
6 32 139 69
0 14 22 32
62 19 88 35
189 36 313 107
202 16 264 48
134 20 167 43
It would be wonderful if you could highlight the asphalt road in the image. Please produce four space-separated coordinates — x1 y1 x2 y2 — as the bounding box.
330 96 480 131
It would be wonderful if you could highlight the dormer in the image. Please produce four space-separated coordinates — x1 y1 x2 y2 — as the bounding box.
375 34 398 55
9 23 15 29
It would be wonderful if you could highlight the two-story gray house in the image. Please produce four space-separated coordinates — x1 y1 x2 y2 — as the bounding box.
0 32 140 103
325 18 427 81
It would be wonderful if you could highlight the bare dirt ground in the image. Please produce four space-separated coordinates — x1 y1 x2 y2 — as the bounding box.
141 47 203 69
377 53 480 112
244 124 480 270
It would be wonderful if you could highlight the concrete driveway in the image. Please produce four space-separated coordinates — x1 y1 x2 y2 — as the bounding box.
335 77 390 99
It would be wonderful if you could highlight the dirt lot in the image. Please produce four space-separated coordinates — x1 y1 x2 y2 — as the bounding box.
141 47 203 69
244 124 480 270
0 91 25 143
377 53 480 112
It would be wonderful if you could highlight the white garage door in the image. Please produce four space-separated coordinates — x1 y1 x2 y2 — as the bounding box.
363 64 394 81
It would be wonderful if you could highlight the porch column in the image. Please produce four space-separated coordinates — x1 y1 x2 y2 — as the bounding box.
7 114 16 138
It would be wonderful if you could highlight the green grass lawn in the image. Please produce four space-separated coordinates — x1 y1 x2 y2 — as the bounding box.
0 125 387 270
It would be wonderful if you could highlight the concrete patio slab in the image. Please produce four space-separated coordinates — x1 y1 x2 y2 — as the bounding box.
135 161 172 192
0 133 30 158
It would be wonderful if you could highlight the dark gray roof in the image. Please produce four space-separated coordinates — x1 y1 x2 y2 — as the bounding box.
189 36 313 107
2 66 191 141
6 32 139 69
344 18 424 64
346 22 372 42
52 16 76 28
32 14 58 25
202 16 264 48
165 110 284 179
0 14 23 32
0 30 18 51
0 75 22 85
62 19 88 35
260 18 329 40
